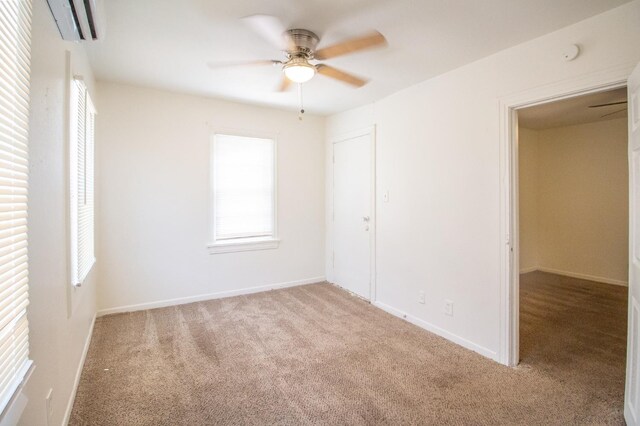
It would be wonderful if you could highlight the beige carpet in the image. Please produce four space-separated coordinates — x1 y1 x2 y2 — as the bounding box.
70 274 627 425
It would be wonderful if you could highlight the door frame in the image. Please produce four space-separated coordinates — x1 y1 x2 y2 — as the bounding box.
499 63 635 367
331 126 377 302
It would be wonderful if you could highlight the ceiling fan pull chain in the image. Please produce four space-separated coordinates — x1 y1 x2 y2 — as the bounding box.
298 83 305 121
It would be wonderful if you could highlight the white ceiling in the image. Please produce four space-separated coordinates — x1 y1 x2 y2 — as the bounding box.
518 87 628 130
86 0 632 115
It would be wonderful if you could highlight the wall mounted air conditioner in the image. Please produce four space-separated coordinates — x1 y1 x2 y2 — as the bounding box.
46 0 104 41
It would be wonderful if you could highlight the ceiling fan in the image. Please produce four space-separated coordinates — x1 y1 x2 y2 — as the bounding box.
589 100 628 118
208 15 387 91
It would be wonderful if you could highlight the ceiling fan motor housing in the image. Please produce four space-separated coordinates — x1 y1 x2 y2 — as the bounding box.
285 29 320 58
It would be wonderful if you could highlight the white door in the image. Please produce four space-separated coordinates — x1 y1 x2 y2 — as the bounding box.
333 133 372 300
626 62 640 426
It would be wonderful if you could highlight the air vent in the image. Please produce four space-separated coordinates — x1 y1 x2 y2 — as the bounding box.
46 0 104 41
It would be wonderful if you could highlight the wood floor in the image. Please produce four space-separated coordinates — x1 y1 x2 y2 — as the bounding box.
70 274 628 425
520 271 628 421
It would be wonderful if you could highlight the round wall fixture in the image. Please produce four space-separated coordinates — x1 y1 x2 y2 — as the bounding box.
562 44 580 61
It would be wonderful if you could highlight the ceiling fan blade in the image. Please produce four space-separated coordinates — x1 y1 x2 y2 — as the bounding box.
242 14 295 51
314 31 387 60
600 108 627 118
207 60 282 69
589 100 628 108
316 64 368 87
277 76 292 92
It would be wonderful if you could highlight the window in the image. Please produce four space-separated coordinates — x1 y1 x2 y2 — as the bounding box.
209 134 278 254
0 0 33 414
69 78 95 285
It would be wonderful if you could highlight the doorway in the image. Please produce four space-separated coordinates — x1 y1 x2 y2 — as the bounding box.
501 62 640 425
516 87 629 419
332 128 375 300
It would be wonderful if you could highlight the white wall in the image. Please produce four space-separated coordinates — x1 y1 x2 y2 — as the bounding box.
518 128 539 272
20 0 98 424
519 118 629 285
326 1 640 360
95 82 325 312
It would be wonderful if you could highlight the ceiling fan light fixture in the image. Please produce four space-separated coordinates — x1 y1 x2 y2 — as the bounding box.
283 58 316 83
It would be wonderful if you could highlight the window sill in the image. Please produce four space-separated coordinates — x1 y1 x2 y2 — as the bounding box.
75 257 96 288
207 238 280 254
0 361 33 426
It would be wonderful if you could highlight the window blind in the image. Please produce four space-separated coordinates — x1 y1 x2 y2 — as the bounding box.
213 134 275 241
0 0 33 413
70 79 95 286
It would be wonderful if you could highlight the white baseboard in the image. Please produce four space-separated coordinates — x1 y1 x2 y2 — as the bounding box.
519 266 538 274
96 276 326 317
372 300 498 362
63 313 96 426
526 267 628 287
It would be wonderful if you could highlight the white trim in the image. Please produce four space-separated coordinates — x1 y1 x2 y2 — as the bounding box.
63 313 96 426
519 266 538 274
207 238 280 254
0 391 27 426
370 127 377 303
373 300 498 361
207 125 280 142
533 267 628 287
626 296 640 424
331 126 375 144
331 125 377 302
0 364 33 426
499 61 636 367
96 277 326 317
65 50 73 318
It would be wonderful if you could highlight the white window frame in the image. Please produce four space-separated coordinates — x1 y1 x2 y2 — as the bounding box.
69 76 96 286
208 132 279 254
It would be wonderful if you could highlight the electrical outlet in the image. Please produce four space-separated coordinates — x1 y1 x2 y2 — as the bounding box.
418 291 425 304
444 300 453 316
45 388 53 426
